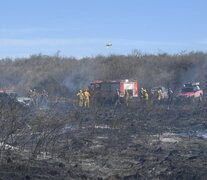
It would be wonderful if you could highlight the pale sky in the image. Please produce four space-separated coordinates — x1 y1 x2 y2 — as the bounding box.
0 0 207 58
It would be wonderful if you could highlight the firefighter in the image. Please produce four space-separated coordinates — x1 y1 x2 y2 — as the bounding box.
83 89 90 108
42 89 48 107
27 89 33 98
27 89 35 106
140 87 149 105
124 90 130 107
76 89 84 107
157 88 162 102
143 89 149 101
141 88 148 101
115 89 121 106
167 88 173 109
32 89 38 107
140 88 145 100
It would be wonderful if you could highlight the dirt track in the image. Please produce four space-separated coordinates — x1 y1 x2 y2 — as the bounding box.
0 102 207 180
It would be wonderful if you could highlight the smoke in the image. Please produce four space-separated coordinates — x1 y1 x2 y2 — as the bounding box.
62 58 99 91
179 57 207 91
63 76 89 92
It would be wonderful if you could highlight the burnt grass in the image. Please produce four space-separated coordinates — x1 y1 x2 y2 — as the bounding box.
0 101 207 180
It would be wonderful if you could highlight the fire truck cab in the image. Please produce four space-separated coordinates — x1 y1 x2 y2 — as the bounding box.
89 79 138 104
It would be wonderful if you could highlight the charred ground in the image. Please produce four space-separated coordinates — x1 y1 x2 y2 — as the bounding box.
0 102 207 180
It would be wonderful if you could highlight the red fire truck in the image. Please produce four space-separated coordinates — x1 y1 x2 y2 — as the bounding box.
89 79 138 104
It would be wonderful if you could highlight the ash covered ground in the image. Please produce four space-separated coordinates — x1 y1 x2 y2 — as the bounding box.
0 100 207 180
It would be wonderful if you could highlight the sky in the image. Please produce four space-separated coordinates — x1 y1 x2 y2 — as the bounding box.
0 0 207 58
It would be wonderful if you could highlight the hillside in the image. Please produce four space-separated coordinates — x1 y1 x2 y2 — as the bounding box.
0 52 207 97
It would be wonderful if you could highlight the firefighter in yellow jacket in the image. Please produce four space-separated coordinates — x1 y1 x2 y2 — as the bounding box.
141 88 149 101
77 90 84 107
83 89 90 108
143 89 149 101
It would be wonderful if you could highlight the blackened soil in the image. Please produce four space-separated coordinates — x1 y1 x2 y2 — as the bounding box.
0 102 207 180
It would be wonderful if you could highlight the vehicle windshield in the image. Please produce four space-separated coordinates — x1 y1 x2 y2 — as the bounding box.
181 87 194 93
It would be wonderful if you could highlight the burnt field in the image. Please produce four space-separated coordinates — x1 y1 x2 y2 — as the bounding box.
0 100 207 180
0 53 207 179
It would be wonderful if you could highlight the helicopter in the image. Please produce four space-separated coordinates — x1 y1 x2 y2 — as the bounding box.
106 43 112 48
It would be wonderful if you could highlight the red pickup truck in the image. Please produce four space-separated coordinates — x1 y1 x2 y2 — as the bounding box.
176 82 203 102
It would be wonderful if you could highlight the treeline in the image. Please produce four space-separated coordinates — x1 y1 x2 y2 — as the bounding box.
0 51 207 97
